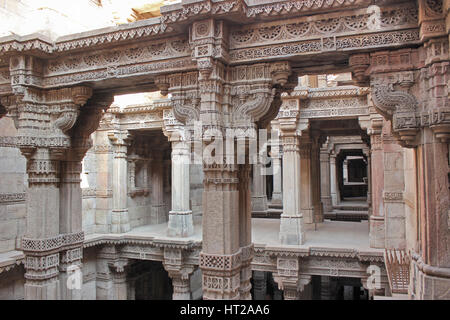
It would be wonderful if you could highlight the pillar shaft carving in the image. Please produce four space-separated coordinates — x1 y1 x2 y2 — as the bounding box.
278 95 307 245
108 130 132 233
163 112 194 237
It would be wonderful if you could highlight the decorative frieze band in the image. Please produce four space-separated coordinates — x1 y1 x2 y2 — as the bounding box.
0 192 26 203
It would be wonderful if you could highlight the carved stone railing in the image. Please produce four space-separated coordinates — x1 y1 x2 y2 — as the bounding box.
384 249 411 294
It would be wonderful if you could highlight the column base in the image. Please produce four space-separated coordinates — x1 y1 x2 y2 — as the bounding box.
251 196 268 213
271 193 283 206
279 215 305 245
111 209 131 233
167 211 194 237
331 194 338 207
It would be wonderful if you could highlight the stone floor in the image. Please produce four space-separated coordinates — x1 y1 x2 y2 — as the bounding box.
252 218 374 250
84 216 378 253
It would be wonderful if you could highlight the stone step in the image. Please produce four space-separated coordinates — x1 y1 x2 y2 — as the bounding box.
325 210 368 222
268 202 283 209
252 208 283 219
333 205 368 212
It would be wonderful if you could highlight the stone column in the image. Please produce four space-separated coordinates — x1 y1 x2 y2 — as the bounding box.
279 132 304 244
22 148 61 300
253 271 267 300
368 120 385 248
2 82 96 300
111 267 128 300
382 122 407 250
278 96 305 245
330 152 338 207
300 136 314 225
343 158 348 184
238 163 253 300
320 146 332 214
270 146 283 206
108 130 131 233
96 246 129 300
150 153 167 224
58 157 84 300
167 134 193 237
364 149 372 215
251 161 268 215
161 29 292 299
60 94 111 300
311 133 323 223
197 62 241 300
320 276 331 300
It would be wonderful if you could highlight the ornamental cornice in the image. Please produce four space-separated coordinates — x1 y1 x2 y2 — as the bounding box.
0 251 25 274
0 19 172 55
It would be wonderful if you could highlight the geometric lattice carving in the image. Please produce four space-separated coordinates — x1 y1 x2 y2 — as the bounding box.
199 252 241 271
384 249 410 294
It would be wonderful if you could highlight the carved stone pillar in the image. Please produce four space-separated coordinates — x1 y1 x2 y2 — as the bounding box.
270 141 283 206
238 163 253 300
22 147 61 300
58 157 84 300
108 130 131 233
382 122 407 250
253 271 267 300
150 152 167 224
329 153 339 207
365 149 372 215
368 119 385 248
2 75 98 299
251 161 268 215
157 23 292 298
320 146 332 214
96 245 129 300
111 264 128 300
320 276 331 300
166 130 193 237
299 136 314 225
311 132 323 223
278 96 305 245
